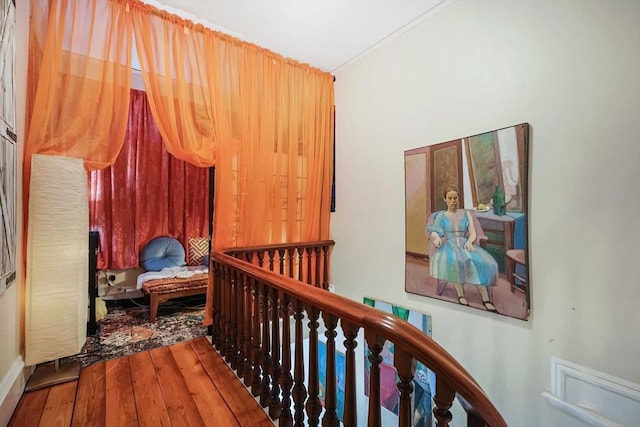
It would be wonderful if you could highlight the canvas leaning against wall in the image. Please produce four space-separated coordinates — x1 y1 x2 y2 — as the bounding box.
404 123 530 320
363 298 435 427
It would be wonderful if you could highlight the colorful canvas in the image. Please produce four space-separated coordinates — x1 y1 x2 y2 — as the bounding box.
404 123 530 320
318 341 346 422
363 298 435 427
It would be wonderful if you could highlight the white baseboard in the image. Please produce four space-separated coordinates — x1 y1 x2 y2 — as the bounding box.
0 356 27 427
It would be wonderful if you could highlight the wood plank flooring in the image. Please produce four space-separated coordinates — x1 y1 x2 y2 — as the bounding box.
8 338 274 427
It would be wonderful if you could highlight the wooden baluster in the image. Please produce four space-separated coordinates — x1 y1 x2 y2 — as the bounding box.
293 298 307 427
321 313 339 427
305 247 313 285
257 250 265 268
364 331 385 427
288 248 295 278
269 288 282 420
305 306 322 426
279 292 293 427
467 409 485 427
220 265 230 357
322 245 330 290
278 248 286 276
233 271 245 372
243 275 253 385
227 270 239 365
244 252 254 265
251 279 263 397
433 377 455 427
211 261 222 350
224 268 234 361
394 347 416 427
268 249 276 272
297 247 305 282
341 320 360 427
245 249 259 385
314 246 321 288
260 284 272 408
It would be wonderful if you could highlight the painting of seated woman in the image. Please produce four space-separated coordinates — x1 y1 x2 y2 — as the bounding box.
404 123 530 320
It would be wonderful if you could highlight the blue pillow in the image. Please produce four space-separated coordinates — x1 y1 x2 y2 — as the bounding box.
140 236 186 272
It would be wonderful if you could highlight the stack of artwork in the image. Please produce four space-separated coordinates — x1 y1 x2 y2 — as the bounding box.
363 298 435 427
316 298 435 426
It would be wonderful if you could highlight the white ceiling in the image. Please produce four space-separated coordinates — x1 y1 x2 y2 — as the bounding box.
144 0 445 73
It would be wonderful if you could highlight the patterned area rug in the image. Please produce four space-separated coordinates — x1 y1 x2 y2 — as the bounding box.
67 296 208 367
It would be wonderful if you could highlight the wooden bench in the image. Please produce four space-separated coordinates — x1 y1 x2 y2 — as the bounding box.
141 274 208 322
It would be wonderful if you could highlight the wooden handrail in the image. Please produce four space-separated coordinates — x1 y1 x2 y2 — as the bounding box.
225 240 336 254
225 240 334 289
211 246 507 427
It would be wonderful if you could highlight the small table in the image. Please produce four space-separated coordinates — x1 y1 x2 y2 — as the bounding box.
505 249 527 292
474 210 516 253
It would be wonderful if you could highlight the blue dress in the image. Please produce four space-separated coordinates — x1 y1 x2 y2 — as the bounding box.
427 210 498 286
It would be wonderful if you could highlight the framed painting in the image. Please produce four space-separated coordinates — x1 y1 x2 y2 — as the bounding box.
404 123 530 320
363 298 435 427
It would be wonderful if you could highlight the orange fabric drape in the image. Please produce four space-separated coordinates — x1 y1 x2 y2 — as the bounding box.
129 2 334 249
27 0 334 326
128 2 334 325
129 3 220 167
25 0 132 174
24 0 132 279
90 90 210 270
22 0 132 282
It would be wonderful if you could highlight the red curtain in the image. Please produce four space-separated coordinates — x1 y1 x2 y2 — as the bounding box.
90 89 210 270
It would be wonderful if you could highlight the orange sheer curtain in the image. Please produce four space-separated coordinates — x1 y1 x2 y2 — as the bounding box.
129 2 221 167
129 2 334 324
129 2 334 249
27 0 334 326
26 0 132 175
24 0 132 280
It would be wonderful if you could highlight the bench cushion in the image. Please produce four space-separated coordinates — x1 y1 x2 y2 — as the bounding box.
141 273 208 295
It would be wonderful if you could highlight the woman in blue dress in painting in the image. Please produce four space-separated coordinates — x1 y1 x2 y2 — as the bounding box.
427 185 498 312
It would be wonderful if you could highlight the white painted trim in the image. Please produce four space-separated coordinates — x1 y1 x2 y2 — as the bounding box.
543 357 640 427
0 356 26 425
550 357 640 403
331 0 450 73
0 357 24 405
542 392 623 427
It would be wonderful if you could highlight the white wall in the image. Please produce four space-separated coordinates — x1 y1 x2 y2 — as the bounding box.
331 0 640 425
0 0 29 424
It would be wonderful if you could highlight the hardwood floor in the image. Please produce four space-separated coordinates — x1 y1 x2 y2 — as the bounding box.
8 338 274 427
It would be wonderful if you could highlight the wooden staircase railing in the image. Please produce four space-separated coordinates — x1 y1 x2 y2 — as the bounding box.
211 241 507 427
225 240 334 290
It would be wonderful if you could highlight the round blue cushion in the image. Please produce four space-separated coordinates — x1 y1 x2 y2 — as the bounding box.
140 237 185 271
